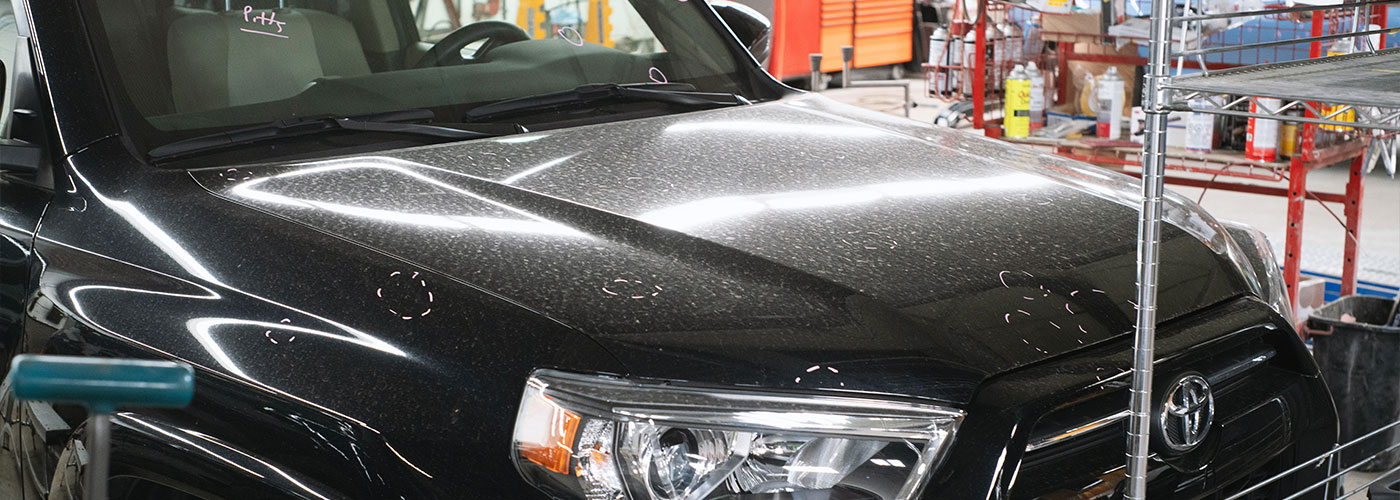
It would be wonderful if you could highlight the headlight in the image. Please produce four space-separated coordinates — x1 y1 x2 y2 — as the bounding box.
512 370 962 500
1221 221 1295 325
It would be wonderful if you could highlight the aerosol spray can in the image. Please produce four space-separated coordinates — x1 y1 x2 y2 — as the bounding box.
1247 97 1283 161
962 30 979 97
1005 64 1031 138
929 27 950 97
1026 62 1046 131
1185 98 1215 152
1280 109 1302 158
1096 67 1124 139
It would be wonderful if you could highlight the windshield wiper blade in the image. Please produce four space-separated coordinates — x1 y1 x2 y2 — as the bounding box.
464 83 749 123
149 108 513 161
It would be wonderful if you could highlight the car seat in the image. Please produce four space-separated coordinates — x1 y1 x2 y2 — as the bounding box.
167 8 371 113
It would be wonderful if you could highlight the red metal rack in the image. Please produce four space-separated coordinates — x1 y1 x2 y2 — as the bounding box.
921 0 1390 314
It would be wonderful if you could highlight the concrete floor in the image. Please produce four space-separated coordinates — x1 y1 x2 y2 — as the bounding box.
1345 471 1388 498
824 79 1400 295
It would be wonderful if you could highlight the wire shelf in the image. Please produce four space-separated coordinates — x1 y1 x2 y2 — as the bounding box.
1224 418 1400 500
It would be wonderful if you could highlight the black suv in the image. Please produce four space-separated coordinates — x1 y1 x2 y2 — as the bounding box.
0 0 1334 499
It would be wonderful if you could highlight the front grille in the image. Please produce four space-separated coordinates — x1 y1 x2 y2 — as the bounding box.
923 299 1336 500
1009 325 1327 499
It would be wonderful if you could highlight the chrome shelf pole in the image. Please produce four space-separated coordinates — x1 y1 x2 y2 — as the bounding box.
1127 0 1175 497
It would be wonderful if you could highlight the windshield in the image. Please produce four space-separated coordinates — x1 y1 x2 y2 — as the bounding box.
80 0 783 163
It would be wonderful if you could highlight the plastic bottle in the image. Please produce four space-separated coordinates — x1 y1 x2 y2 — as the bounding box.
1026 62 1046 131
1185 98 1215 152
1096 67 1124 139
1005 64 1031 138
1023 15 1043 62
1078 72 1097 116
1247 97 1283 161
1326 36 1355 57
1323 37 1355 132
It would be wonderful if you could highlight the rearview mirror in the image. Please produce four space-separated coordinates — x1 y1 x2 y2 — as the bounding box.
710 1 772 67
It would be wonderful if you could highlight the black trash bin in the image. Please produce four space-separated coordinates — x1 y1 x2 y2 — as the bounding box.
1308 295 1400 472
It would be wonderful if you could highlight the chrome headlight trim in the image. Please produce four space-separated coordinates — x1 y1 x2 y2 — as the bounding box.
512 369 963 500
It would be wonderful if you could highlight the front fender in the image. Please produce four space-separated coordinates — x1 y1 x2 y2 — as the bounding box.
15 140 616 498
49 411 349 500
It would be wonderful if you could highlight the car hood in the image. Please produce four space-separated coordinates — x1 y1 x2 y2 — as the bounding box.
192 94 1254 404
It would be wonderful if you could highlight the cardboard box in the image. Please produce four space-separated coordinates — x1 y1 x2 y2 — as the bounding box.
1041 12 1104 41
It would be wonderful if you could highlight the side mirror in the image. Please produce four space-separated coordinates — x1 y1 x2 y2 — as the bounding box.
710 1 772 67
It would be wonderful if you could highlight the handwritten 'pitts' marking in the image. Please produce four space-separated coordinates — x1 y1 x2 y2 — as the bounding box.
648 67 668 84
557 26 584 46
242 5 288 38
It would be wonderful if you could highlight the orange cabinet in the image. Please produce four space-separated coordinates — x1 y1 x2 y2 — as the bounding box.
744 0 913 80
820 0 856 72
853 0 912 68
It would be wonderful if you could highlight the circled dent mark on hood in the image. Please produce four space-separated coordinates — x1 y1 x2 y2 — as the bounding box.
601 278 663 299
378 270 436 320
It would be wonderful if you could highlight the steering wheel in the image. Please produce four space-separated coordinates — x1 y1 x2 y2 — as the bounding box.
416 21 531 68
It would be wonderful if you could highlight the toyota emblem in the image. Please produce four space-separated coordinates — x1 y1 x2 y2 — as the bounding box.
1157 373 1214 452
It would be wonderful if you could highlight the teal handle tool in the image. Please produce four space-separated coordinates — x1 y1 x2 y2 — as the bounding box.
7 354 195 500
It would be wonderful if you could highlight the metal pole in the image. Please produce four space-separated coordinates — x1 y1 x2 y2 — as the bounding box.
596 1 605 45
810 53 823 91
841 45 854 88
903 83 911 117
1127 0 1175 498
527 7 536 39
86 413 111 500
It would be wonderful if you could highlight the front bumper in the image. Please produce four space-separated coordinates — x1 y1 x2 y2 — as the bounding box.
924 297 1337 499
